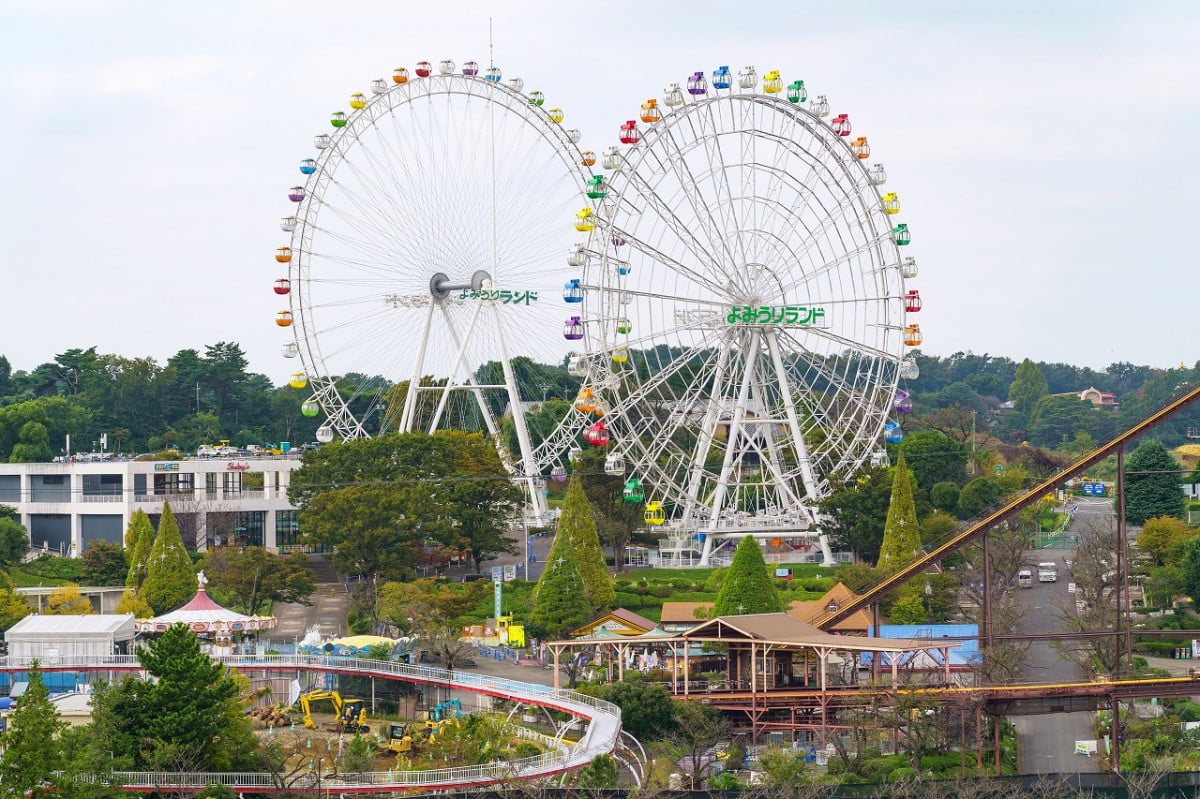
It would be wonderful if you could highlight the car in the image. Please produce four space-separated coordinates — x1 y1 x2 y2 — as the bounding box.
460 574 489 583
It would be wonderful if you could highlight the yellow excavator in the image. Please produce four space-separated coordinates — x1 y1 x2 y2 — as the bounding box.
387 718 460 754
297 690 370 733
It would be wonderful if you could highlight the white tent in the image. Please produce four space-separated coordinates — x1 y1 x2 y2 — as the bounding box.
6 614 135 661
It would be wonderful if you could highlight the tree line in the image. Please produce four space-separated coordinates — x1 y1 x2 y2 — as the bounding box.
2 343 1198 463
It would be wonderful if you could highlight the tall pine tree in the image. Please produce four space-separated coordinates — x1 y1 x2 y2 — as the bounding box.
875 455 927 623
124 509 154 589
713 536 781 616
140 503 195 614
0 663 65 794
530 535 591 638
877 454 922 572
556 477 614 613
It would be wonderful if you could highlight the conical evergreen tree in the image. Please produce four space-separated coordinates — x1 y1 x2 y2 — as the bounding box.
140 503 195 614
0 663 65 794
877 454 922 573
530 534 591 638
876 455 927 623
557 477 614 613
713 536 782 616
125 509 154 589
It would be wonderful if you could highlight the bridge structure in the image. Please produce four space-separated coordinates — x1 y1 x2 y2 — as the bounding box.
799 380 1200 771
0 654 621 793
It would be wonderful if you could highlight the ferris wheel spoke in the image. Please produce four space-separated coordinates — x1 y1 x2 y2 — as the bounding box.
646 122 742 277
609 170 726 280
697 101 750 269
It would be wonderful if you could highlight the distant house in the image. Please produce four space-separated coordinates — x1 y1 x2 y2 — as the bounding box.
787 582 872 636
1078 387 1119 409
659 602 713 634
571 608 658 638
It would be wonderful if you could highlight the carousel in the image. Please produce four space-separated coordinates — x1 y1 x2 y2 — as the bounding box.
134 571 277 645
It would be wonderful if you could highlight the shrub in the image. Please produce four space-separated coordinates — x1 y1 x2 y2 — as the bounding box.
702 568 727 592
23 555 82 582
512 742 541 759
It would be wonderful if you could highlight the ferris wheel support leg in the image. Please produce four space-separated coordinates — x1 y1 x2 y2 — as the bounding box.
765 330 820 501
681 336 733 527
698 534 715 567
399 300 438 433
489 302 548 523
817 534 836 568
707 335 761 526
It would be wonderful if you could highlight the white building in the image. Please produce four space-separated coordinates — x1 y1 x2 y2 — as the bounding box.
0 457 303 555
6 614 136 660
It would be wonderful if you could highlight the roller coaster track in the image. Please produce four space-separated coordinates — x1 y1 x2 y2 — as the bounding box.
1 654 620 793
816 382 1200 630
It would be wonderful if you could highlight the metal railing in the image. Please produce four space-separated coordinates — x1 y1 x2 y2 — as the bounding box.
6 653 620 791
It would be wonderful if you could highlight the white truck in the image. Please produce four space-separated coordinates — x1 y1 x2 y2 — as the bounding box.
1037 562 1059 583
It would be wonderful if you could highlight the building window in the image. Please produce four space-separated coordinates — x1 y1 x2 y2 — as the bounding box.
276 510 301 548
234 511 265 548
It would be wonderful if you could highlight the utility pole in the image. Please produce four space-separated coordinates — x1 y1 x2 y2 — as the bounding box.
970 410 978 475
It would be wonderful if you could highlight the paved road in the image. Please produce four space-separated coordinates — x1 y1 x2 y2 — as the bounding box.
1013 495 1117 774
1012 547 1097 774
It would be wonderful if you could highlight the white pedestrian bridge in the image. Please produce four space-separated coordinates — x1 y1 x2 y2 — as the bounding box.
0 654 621 793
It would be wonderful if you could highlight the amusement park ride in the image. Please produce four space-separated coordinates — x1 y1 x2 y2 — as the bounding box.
272 61 923 564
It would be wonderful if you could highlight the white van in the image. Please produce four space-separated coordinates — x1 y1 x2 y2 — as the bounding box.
1037 562 1059 582
1017 569 1033 588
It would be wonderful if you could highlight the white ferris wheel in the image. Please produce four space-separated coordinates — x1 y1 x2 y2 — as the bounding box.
272 59 594 522
565 66 924 566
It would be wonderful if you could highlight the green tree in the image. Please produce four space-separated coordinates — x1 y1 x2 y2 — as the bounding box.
289 431 517 581
757 746 807 788
203 546 315 615
376 578 489 671
713 536 781 616
441 431 522 573
125 509 155 589
929 481 960 514
1008 358 1049 417
889 591 927 624
956 476 1003 518
819 465 892 562
1029 394 1100 448
557 477 613 613
11 420 52 462
578 753 619 789
1178 538 1200 616
140 503 195 614
80 539 128 586
94 624 257 771
530 533 591 639
898 429 968 490
877 455 921 573
0 663 66 795
577 673 675 740
0 515 28 565
575 446 642 574
1125 439 1184 525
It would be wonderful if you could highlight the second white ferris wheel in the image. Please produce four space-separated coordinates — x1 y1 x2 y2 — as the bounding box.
566 66 924 565
273 59 594 522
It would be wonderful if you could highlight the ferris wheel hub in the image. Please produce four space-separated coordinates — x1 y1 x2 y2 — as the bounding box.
429 269 491 299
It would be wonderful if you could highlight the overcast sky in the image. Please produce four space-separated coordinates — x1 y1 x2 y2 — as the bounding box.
2 0 1196 380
